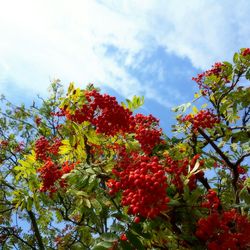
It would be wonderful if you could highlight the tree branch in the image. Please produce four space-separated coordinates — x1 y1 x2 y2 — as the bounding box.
27 210 45 250
197 128 234 169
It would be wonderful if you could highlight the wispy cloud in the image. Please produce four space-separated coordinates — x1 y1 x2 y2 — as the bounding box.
0 0 249 107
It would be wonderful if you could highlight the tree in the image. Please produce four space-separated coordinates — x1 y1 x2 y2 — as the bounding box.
0 48 250 250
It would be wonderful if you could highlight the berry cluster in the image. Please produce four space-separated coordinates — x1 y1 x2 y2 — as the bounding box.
35 136 76 192
38 160 76 192
62 89 163 154
165 154 204 192
181 110 220 131
192 62 230 91
134 114 162 154
107 150 169 219
201 189 220 210
242 48 250 57
196 209 250 250
38 159 62 192
0 140 9 148
14 141 25 153
64 90 134 136
35 136 62 161
35 137 50 161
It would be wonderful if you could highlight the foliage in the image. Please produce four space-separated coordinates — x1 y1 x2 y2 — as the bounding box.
0 48 250 249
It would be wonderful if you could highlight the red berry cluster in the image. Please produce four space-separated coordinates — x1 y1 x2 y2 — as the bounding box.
242 48 250 57
165 154 204 192
14 141 25 153
35 136 62 161
49 138 62 156
38 160 76 192
201 189 220 210
107 150 169 219
35 137 50 161
237 165 247 175
181 110 220 131
35 136 76 192
38 159 63 192
64 90 135 136
62 88 163 153
0 140 9 148
196 209 250 250
134 114 162 154
192 62 230 91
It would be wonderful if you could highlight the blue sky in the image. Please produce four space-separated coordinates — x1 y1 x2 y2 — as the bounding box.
0 0 250 133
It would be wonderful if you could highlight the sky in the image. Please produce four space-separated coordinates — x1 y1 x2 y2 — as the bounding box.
0 0 250 132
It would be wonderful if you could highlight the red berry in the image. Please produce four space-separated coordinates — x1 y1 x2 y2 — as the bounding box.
120 233 127 241
134 216 140 224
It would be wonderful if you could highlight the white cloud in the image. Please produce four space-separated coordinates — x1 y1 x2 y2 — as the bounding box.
0 0 249 106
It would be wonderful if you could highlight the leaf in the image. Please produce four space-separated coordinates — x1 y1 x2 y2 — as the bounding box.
112 213 129 222
91 199 103 214
123 96 144 111
92 241 113 249
110 223 125 232
172 102 191 113
168 199 181 207
83 198 91 208
100 233 118 242
233 52 239 63
246 69 250 80
230 143 238 152
67 82 75 94
92 245 109 250
120 240 133 250
126 231 144 250
192 105 198 114
194 93 200 99
201 103 207 109
85 128 102 145
26 197 33 211
59 140 71 155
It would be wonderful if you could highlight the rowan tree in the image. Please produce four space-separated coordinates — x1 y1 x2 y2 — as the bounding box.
0 48 250 249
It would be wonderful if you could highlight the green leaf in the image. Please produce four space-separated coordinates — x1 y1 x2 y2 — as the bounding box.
120 240 133 250
192 105 198 114
92 246 109 250
233 52 239 63
230 143 238 152
100 233 118 242
172 102 191 113
92 241 113 250
26 197 33 211
110 223 125 232
112 213 129 222
83 198 91 208
126 231 144 250
91 199 103 214
246 69 250 80
168 199 181 207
